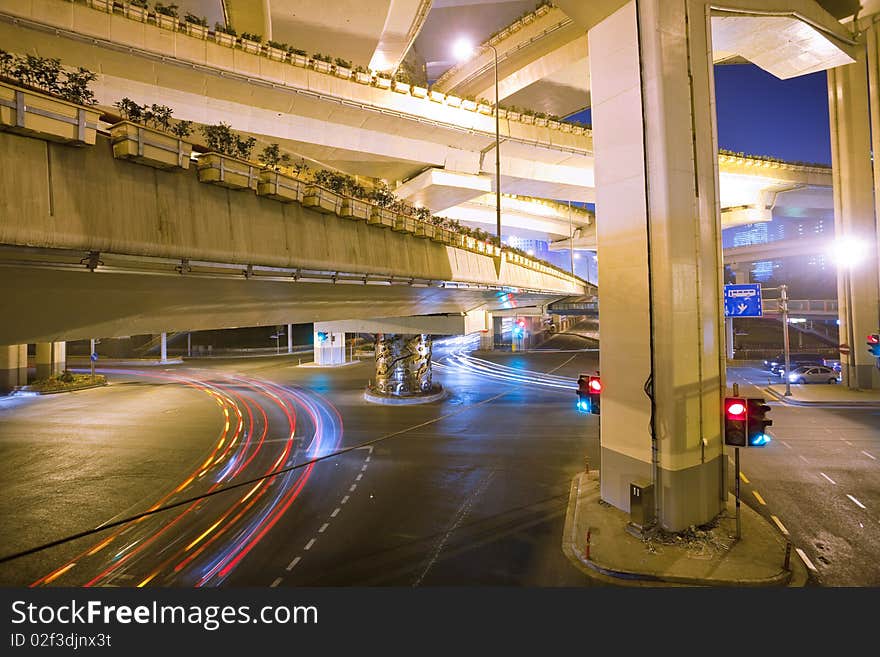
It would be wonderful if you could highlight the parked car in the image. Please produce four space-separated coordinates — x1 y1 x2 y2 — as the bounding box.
786 365 839 385
768 352 825 375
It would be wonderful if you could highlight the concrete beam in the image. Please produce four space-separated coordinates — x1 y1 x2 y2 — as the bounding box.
316 315 471 335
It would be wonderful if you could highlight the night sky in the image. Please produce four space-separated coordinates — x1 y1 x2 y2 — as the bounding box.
567 63 832 166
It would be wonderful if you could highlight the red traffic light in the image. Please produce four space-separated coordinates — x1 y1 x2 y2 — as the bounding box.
588 376 602 393
726 400 746 419
517 319 526 327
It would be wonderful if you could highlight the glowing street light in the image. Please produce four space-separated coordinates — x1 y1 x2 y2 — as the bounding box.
454 37 501 243
830 236 867 388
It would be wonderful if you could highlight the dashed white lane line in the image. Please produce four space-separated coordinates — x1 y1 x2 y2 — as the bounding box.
356 473 363 481
304 538 316 551
286 557 301 572
847 494 867 510
361 464 369 471
798 454 809 463
349 484 357 492
862 451 876 460
842 439 854 447
365 456 371 462
270 577 283 588
796 548 818 572
319 523 329 533
341 495 350 504
770 515 789 536
820 472 837 485
330 507 341 518
780 440 792 449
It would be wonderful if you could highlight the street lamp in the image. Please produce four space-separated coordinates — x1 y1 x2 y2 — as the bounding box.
454 38 501 242
831 237 869 389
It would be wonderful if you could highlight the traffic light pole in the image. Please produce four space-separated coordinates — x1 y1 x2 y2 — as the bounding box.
734 447 741 540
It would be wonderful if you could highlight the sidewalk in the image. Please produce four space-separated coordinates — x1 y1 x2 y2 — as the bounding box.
562 472 807 587
67 357 183 366
764 383 880 406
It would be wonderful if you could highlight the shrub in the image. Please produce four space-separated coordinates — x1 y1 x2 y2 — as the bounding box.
240 32 263 43
154 2 179 18
334 58 352 69
183 12 207 27
214 22 236 36
170 120 193 138
1 51 97 105
260 143 291 170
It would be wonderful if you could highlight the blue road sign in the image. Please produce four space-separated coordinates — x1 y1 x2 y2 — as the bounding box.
724 284 763 317
90 352 98 362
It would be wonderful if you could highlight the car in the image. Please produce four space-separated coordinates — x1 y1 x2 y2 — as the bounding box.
768 352 825 375
786 365 839 385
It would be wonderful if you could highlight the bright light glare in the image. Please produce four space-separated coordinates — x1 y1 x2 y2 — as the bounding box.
453 38 474 61
831 237 868 269
726 401 746 417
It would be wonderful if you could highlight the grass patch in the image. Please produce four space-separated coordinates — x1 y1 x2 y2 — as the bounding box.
27 371 106 393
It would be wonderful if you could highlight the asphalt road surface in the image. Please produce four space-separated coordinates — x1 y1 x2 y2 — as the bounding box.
0 331 599 587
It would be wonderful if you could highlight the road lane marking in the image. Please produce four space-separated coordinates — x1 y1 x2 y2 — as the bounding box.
319 523 329 533
752 491 766 505
270 577 282 588
349 484 357 492
341 495 350 504
356 473 363 481
331 507 341 518
770 515 789 536
361 464 368 471
843 439 854 446
739 472 750 484
862 451 876 460
286 557 301 571
820 472 837 485
304 539 316 550
847 494 866 509
798 454 809 463
780 440 792 449
365 456 371 462
796 548 818 572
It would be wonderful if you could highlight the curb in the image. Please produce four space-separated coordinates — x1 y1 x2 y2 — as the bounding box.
16 381 108 396
562 473 795 587
363 386 447 405
763 386 880 407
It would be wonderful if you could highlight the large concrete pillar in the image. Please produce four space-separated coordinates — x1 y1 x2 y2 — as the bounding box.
370 334 436 397
160 332 168 363
590 0 724 531
0 345 27 392
287 324 293 354
35 342 66 380
828 44 880 390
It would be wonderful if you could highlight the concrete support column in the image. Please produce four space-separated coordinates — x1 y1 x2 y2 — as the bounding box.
590 0 724 531
0 344 27 392
314 331 346 365
371 334 435 396
828 45 880 389
35 341 66 380
287 324 293 354
160 332 168 363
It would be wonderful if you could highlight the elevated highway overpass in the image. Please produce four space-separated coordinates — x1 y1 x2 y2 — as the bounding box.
0 0 836 244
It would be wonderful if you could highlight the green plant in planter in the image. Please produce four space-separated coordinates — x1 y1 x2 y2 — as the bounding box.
214 22 236 36
268 40 290 51
170 120 193 138
130 0 148 8
260 143 291 170
154 2 179 18
312 53 333 63
334 58 352 69
353 65 368 74
2 51 98 105
290 48 307 57
183 12 208 27
144 103 174 131
114 97 145 122
12 54 63 95
60 67 97 105
477 97 491 106
369 181 397 208
240 32 263 43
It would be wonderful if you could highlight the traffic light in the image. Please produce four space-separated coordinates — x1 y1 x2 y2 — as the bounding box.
512 318 526 338
868 333 880 357
746 398 772 447
587 375 601 415
724 398 747 447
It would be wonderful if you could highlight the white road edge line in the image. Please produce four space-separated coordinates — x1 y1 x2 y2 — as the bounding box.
304 538 316 550
356 473 363 481
341 495 350 504
361 464 368 471
796 548 818 572
286 557 301 571
330 507 341 518
780 440 792 449
847 494 867 509
820 472 837 485
349 484 357 492
270 577 282 588
319 523 329 533
862 451 876 460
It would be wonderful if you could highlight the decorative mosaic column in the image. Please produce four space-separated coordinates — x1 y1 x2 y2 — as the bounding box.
367 334 442 403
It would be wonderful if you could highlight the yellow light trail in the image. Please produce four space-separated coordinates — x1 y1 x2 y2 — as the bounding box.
185 518 224 551
43 563 76 584
87 536 114 556
137 571 159 588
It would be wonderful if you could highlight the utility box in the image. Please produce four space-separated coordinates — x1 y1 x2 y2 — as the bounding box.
629 480 655 529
